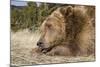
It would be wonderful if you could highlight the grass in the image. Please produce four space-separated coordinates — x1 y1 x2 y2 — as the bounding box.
11 29 95 66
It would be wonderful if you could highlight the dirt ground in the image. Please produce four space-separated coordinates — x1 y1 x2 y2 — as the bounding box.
11 29 95 66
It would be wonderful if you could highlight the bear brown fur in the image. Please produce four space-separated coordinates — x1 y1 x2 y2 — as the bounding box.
36 6 95 56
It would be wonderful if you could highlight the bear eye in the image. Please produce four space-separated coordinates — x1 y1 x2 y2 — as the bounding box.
46 23 52 29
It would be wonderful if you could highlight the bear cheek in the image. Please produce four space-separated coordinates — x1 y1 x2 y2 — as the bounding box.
44 35 54 48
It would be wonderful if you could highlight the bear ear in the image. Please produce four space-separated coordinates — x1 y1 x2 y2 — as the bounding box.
60 6 73 17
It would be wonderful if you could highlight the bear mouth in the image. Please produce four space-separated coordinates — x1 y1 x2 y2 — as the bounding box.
39 47 52 53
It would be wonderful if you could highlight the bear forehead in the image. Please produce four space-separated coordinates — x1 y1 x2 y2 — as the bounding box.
51 8 64 18
44 9 65 24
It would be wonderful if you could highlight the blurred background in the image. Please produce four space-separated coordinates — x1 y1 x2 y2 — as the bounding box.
11 0 69 32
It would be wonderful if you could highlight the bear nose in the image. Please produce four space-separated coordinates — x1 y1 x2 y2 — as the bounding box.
37 42 43 47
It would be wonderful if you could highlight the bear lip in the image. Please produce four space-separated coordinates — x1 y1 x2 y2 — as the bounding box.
41 49 48 53
39 47 52 53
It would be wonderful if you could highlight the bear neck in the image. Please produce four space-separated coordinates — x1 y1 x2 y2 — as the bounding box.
65 9 88 41
64 10 89 55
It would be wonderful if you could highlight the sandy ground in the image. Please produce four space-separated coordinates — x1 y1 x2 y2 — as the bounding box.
11 29 95 66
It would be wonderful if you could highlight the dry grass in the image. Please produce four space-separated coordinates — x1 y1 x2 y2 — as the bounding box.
11 29 95 66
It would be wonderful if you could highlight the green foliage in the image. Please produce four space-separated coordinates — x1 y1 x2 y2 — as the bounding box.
11 2 67 32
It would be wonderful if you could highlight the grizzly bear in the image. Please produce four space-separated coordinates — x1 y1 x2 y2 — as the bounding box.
36 6 95 56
